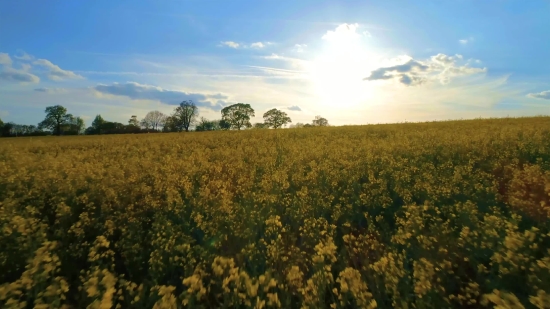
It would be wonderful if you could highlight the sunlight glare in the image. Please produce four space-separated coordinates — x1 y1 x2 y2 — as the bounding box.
309 30 380 109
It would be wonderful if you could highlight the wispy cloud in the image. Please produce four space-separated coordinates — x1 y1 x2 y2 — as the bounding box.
293 44 307 53
14 50 34 61
0 52 40 83
75 69 303 80
288 105 302 111
220 41 240 48
250 42 265 49
93 82 227 110
34 87 69 94
459 37 474 44
0 68 40 83
220 41 273 49
33 59 84 81
261 53 311 71
527 90 550 100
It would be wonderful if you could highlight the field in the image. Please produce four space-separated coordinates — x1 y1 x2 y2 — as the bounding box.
1 116 550 309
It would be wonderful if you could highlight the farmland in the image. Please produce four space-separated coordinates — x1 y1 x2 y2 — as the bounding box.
1 116 550 308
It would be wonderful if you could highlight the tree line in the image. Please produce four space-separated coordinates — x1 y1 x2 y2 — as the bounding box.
0 101 329 137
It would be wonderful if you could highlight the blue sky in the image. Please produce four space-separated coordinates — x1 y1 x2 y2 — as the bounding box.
1 0 549 127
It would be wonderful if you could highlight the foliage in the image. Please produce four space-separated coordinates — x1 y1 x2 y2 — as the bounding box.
219 119 231 130
91 114 106 135
38 105 74 136
221 103 255 130
263 108 292 129
172 101 199 132
0 122 49 137
1 116 550 308
195 117 222 132
253 122 268 129
128 115 140 127
312 115 329 127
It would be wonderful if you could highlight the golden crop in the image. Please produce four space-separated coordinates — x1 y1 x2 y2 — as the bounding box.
1 116 550 308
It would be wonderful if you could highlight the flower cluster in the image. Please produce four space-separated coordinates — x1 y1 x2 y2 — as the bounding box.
0 116 549 308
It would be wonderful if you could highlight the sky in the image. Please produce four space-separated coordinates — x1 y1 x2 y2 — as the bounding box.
0 0 549 127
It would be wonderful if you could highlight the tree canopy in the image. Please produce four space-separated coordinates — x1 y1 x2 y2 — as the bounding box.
1 101 327 138
91 115 106 134
312 115 329 127
38 105 73 136
221 103 255 130
172 101 199 132
263 108 292 129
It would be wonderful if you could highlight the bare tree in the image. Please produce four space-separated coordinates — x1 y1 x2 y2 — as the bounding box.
172 100 199 132
142 111 167 131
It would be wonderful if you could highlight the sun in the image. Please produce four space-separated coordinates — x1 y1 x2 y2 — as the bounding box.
308 30 380 109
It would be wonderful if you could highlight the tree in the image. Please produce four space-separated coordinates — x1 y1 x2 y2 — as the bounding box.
91 115 106 135
196 117 221 131
61 116 85 135
263 108 292 129
102 121 125 134
219 119 231 130
128 115 139 127
142 111 167 131
312 115 329 127
221 103 255 130
38 105 73 136
71 116 85 134
172 101 199 132
126 115 141 133
162 116 179 132
253 122 268 129
290 122 305 128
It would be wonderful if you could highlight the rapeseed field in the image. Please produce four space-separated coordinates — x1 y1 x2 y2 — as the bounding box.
1 116 550 308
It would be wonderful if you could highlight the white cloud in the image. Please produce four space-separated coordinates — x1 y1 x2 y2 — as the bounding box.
322 23 361 42
93 81 228 110
21 63 32 72
0 69 40 83
250 42 265 49
0 52 40 83
288 105 302 111
262 53 311 71
459 37 474 44
33 59 83 81
14 50 34 61
362 30 371 37
34 87 69 94
220 41 240 48
0 53 12 66
527 90 550 100
293 44 307 53
364 53 486 86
